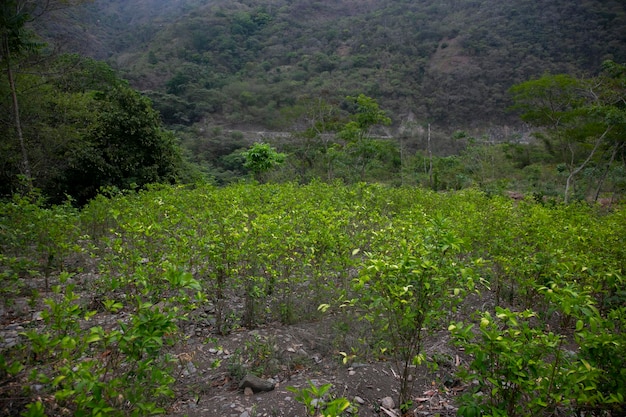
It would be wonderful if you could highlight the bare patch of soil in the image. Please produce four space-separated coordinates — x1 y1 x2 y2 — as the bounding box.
164 315 467 417
0 274 475 417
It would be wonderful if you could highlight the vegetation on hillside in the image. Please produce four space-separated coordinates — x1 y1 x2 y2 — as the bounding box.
0 52 197 204
1 0 625 204
61 0 626 130
0 0 198 204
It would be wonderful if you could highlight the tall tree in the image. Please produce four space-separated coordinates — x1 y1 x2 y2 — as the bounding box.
510 62 626 202
0 54 190 204
338 94 393 181
0 0 37 190
285 96 342 181
0 0 88 192
63 86 187 204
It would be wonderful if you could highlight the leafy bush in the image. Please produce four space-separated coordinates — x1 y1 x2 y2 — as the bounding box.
351 215 476 408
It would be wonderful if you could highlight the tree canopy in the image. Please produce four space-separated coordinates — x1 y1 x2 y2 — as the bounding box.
510 61 626 202
0 53 192 204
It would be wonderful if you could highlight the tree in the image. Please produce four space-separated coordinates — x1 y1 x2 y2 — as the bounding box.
280 96 346 181
591 61 626 200
337 94 393 181
62 86 186 204
510 63 626 202
1 0 90 194
0 0 39 191
242 142 286 183
0 54 190 204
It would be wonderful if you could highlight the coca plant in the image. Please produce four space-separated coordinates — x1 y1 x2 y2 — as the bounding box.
352 215 476 410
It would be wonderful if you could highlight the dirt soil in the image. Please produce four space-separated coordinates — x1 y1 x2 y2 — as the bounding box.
0 274 476 417
164 312 468 417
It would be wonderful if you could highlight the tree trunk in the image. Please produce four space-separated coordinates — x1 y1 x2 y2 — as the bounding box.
3 34 32 191
564 128 608 203
594 141 624 202
427 123 433 189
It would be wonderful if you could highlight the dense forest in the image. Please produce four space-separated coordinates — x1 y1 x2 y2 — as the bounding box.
47 0 626 129
2 0 626 202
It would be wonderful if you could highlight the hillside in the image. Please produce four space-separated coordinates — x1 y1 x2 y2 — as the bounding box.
42 0 626 131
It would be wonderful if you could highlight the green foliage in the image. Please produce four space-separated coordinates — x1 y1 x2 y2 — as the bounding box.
341 94 391 135
1 181 624 415
351 215 475 407
16 268 194 416
65 86 186 204
77 0 626 129
446 197 626 416
510 62 626 202
287 380 352 417
242 142 286 182
0 193 81 297
0 0 43 57
451 309 571 417
227 334 279 382
449 305 624 417
7 0 626 202
0 53 192 204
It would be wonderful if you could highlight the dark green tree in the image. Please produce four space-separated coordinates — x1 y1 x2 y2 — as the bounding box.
1 54 191 204
63 86 186 204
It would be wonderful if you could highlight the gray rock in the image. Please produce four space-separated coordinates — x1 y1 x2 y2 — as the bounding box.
354 396 365 405
381 396 395 409
2 338 17 348
238 374 275 393
352 362 369 369
182 362 197 376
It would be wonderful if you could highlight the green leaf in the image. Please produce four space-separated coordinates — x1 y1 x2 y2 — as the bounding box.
52 375 66 387
576 320 584 332
85 333 102 344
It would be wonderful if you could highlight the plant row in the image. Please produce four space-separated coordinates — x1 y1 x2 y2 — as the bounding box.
0 182 624 415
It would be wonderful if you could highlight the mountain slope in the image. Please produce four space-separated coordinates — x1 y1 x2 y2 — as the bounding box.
44 0 626 131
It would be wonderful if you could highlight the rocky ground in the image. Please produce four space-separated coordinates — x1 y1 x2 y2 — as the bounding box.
0 275 473 417
165 317 465 417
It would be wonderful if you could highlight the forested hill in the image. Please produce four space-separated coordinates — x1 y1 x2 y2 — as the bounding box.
45 0 626 130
